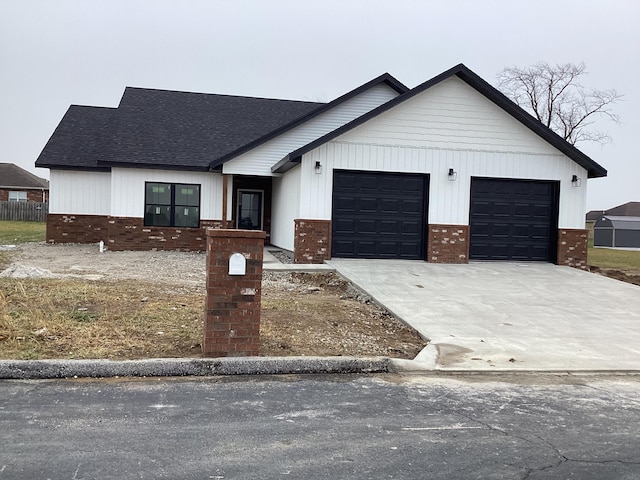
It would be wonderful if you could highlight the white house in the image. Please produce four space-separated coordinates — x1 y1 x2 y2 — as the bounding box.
35 64 606 268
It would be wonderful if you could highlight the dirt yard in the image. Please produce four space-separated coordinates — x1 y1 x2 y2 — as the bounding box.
589 266 640 286
0 243 427 360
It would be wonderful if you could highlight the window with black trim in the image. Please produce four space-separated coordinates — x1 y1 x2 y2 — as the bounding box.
144 182 200 228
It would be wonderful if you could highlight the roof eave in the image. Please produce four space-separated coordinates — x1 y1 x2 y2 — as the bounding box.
271 154 299 174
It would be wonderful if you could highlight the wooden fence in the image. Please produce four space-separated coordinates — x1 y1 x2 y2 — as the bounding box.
0 202 48 222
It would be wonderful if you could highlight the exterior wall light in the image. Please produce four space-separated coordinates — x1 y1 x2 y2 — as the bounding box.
315 161 322 174
448 168 457 181
571 174 582 187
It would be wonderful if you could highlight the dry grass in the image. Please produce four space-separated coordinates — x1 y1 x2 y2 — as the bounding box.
0 279 204 360
0 273 427 360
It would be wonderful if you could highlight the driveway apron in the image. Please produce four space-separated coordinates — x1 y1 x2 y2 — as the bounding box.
326 260 640 371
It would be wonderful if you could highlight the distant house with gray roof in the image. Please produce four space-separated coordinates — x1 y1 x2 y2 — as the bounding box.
0 163 49 203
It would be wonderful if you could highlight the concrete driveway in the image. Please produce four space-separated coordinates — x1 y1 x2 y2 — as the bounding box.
327 260 640 371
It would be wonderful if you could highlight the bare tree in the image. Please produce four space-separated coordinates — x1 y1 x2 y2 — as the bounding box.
497 62 622 145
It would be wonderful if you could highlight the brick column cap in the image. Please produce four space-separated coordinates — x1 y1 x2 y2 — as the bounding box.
207 229 266 240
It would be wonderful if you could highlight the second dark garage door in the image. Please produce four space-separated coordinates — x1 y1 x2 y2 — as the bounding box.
331 170 428 259
469 178 559 261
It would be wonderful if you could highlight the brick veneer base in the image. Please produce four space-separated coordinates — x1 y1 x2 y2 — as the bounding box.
46 214 223 251
557 229 589 269
428 224 470 263
46 214 109 244
107 217 223 251
203 229 265 357
294 219 331 264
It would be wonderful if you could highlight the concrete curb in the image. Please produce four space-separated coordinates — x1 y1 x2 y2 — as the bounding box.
0 356 391 380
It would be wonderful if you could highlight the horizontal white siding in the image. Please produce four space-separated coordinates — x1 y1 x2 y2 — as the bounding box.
222 84 400 176
299 143 588 229
49 170 111 215
270 165 301 251
338 77 560 156
110 168 223 219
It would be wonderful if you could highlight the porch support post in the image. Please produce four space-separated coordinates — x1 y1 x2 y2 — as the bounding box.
222 174 230 228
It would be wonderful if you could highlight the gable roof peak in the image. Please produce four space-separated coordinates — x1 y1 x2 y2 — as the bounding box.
274 63 607 178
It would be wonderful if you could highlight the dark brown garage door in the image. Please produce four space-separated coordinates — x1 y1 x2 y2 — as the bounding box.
469 178 559 261
331 170 428 259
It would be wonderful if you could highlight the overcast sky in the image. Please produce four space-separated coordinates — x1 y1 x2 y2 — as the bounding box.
1 0 638 211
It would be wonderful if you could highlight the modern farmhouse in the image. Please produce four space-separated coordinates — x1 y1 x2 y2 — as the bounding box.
35 64 606 267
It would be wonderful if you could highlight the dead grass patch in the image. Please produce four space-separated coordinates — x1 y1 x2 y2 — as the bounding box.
0 273 427 360
0 279 204 360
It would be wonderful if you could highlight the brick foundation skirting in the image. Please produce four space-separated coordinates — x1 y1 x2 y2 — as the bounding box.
107 217 223 251
294 219 331 264
46 214 224 251
557 229 588 269
46 214 109 244
428 224 470 264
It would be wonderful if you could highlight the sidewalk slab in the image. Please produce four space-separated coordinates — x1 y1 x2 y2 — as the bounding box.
327 260 640 371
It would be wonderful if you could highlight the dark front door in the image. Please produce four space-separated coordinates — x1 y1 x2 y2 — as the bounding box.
469 178 559 261
331 170 428 259
237 190 263 230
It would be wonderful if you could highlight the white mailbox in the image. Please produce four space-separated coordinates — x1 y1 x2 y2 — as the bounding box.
228 253 247 276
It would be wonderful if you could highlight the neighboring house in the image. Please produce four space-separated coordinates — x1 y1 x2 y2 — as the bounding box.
590 202 640 248
35 64 606 268
0 163 49 203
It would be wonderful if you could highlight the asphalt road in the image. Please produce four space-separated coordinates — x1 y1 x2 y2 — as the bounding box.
1 374 639 480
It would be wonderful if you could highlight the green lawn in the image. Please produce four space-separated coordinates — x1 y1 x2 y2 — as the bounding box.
588 246 640 271
0 221 46 244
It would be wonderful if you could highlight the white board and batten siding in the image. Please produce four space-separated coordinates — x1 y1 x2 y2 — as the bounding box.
270 166 301 251
110 168 223 220
222 84 400 177
297 77 588 230
49 170 111 215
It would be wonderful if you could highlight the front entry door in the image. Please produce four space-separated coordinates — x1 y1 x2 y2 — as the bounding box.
236 190 264 230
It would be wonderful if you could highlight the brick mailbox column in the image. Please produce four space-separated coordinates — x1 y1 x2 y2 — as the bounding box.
203 229 266 357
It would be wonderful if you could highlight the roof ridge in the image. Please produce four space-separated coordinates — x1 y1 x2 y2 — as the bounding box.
121 86 325 105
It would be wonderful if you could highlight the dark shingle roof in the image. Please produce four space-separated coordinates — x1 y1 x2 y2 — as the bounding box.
36 106 117 170
0 163 49 189
36 88 324 171
273 64 607 178
586 210 606 222
605 202 640 217
586 202 640 221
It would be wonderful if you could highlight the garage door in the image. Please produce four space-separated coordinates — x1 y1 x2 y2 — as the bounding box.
332 170 428 259
469 178 559 261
